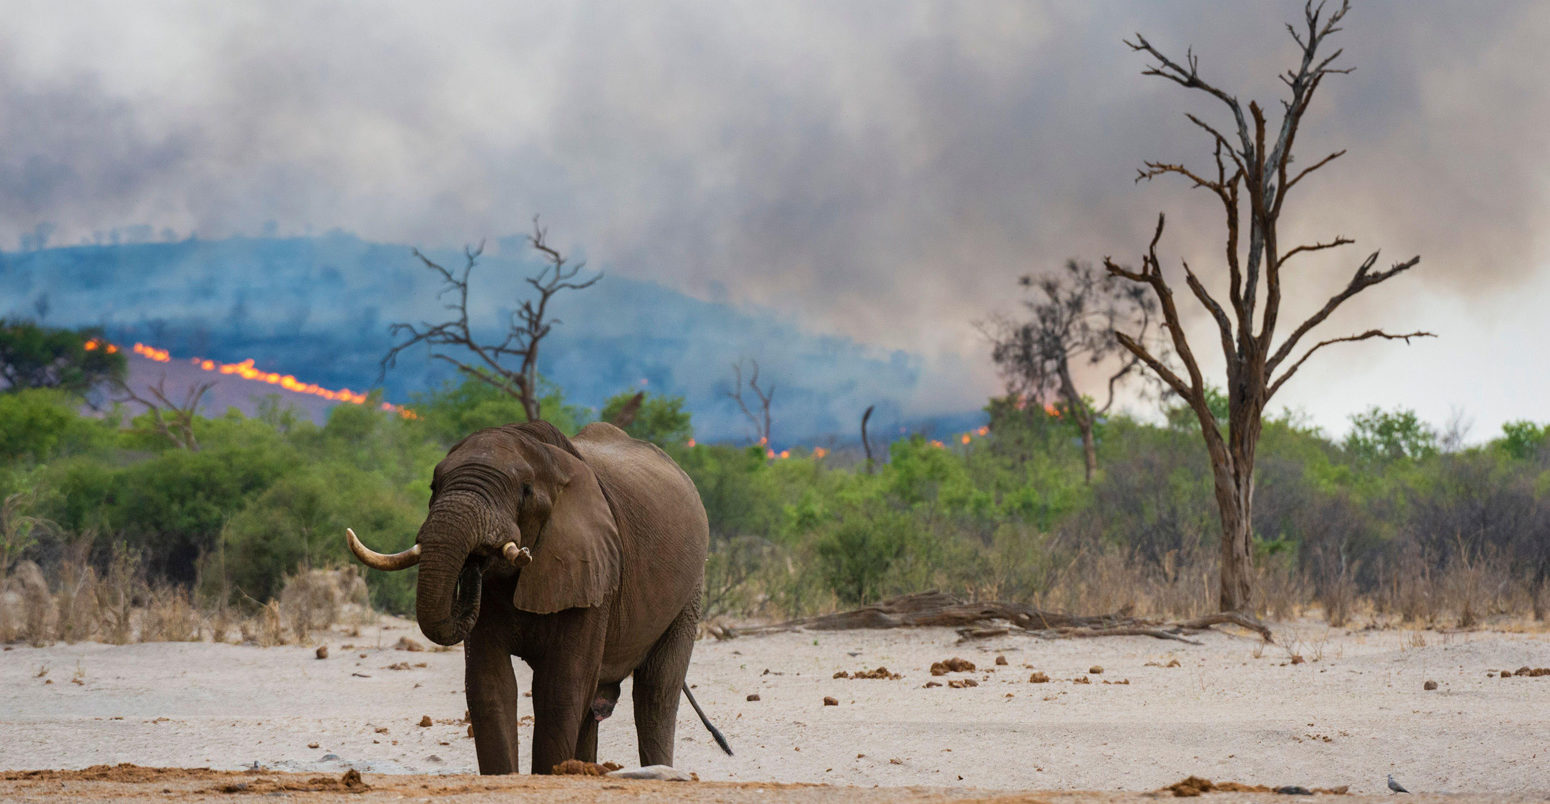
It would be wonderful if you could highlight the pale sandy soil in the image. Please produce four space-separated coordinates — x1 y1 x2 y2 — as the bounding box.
1 617 1547 802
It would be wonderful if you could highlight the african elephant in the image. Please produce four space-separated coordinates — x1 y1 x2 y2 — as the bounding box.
346 420 728 774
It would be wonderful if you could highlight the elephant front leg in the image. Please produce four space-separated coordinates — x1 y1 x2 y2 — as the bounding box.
528 607 608 774
465 616 521 774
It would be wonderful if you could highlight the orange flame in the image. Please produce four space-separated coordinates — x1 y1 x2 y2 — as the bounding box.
82 338 118 354
976 426 989 436
133 343 171 362
929 439 944 449
122 340 415 418
812 446 828 459
960 433 971 445
686 438 696 448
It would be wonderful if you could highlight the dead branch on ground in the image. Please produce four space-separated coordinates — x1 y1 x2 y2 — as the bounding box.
722 591 1272 644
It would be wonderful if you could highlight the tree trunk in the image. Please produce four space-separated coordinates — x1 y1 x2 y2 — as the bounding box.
1058 360 1098 484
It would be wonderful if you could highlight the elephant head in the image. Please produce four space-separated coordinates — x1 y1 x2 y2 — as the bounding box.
347 421 621 646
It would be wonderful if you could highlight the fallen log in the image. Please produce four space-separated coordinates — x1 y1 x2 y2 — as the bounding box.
727 591 1271 644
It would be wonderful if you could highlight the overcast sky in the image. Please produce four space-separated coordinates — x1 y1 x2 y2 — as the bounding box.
4 1 1547 439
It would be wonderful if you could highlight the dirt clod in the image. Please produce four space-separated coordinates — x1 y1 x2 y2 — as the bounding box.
946 679 978 689
1029 672 1050 683
394 636 424 652
929 657 975 676
1424 680 1438 690
315 645 328 660
746 693 761 701
994 655 1008 666
1088 665 1103 674
418 715 433 727
823 696 839 706
551 759 623 776
834 666 901 680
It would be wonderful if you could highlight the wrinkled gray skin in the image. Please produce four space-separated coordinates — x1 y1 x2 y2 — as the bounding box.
356 421 708 774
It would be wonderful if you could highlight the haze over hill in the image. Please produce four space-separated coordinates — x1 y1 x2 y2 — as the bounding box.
0 234 982 444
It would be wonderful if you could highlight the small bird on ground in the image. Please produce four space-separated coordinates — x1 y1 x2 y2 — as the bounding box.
1387 774 1410 794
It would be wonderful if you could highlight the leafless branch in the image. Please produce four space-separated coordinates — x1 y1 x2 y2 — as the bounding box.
727 359 775 447
381 216 600 422
115 374 214 451
1268 328 1435 399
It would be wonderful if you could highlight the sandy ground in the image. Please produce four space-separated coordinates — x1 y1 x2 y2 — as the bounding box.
1 617 1547 802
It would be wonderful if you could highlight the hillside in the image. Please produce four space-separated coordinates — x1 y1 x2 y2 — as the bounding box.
1 234 978 442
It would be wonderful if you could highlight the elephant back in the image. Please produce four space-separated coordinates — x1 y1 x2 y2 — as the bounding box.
572 423 708 636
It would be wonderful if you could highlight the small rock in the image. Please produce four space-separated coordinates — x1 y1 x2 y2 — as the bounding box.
315 645 329 660
307 742 319 749
947 679 978 689
923 681 941 688
1029 672 1050 683
1423 680 1438 690
746 693 761 702
606 764 694 781
995 655 1008 666
320 753 340 762
823 696 838 706
1275 785 1313 795
1073 676 1091 684
1089 665 1103 674
1290 655 1305 665
419 715 433 727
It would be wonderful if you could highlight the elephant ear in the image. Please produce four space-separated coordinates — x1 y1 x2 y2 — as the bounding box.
512 444 622 614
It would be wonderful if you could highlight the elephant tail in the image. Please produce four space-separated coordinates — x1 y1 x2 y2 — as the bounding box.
681 682 733 756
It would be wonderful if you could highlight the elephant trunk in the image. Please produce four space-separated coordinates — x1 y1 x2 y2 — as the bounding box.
414 515 485 646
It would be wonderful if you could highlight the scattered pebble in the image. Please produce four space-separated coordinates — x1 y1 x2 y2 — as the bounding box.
307 742 319 749
1028 672 1050 683
315 646 328 660
1290 655 1305 665
1424 680 1438 690
1073 676 1091 685
746 694 761 701
994 655 1008 666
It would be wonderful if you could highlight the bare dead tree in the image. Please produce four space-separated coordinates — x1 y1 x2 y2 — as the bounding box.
115 375 215 452
727 359 775 447
860 404 876 474
381 216 600 422
986 259 1158 483
1106 0 1431 611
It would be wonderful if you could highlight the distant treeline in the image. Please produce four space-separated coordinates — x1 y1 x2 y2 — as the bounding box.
2 372 1547 626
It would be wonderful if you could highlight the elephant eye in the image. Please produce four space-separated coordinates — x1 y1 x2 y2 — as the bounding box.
520 482 532 501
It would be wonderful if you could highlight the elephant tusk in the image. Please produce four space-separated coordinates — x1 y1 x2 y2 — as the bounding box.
502 541 533 567
346 528 421 571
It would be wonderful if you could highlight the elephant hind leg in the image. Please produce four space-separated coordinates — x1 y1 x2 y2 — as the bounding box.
631 599 699 767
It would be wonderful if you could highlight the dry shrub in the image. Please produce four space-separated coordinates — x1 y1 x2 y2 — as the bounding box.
1036 544 1213 619
278 567 371 643
1 560 55 645
257 600 287 647
140 584 202 642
